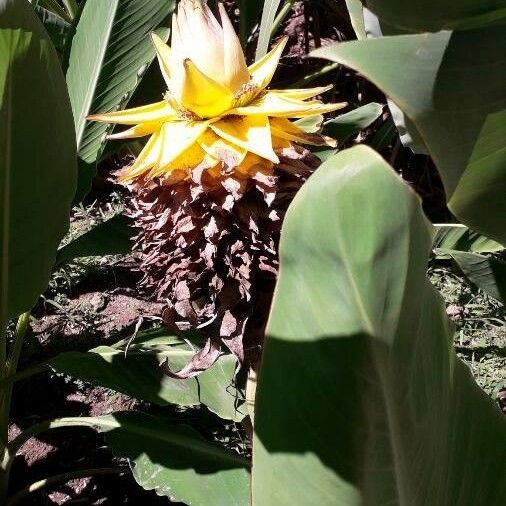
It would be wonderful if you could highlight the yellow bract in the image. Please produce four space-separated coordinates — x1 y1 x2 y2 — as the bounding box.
87 0 346 184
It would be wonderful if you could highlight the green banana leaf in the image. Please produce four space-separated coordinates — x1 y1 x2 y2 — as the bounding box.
0 0 76 322
253 146 506 505
66 0 174 202
313 28 506 245
44 411 250 506
49 331 246 421
433 224 503 257
447 250 506 304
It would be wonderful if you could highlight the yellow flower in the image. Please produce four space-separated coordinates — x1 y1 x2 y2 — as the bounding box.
88 0 346 184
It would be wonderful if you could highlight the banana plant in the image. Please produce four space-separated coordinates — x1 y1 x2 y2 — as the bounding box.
1 0 505 504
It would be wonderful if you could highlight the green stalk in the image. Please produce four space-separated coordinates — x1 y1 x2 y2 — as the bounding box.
0 312 30 502
5 312 30 379
7 467 125 506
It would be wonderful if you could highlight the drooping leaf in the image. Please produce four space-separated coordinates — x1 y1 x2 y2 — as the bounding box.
67 411 250 506
49 333 245 421
0 0 76 322
433 224 503 258
313 29 506 244
56 214 134 266
324 102 383 143
66 0 174 202
253 146 506 505
446 250 506 304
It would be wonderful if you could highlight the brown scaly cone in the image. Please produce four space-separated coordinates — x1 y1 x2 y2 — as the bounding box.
124 145 320 378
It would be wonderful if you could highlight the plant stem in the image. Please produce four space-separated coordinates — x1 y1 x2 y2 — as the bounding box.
0 312 31 502
7 467 126 506
0 312 31 434
5 312 30 379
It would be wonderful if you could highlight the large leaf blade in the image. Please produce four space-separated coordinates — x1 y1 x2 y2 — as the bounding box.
49 333 245 421
447 250 506 303
0 0 76 322
253 146 506 505
433 224 503 256
66 0 174 201
313 29 506 244
62 411 250 506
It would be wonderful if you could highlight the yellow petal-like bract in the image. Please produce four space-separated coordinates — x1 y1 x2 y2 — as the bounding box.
88 0 346 184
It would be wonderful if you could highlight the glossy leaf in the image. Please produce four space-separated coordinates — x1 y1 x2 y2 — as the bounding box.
66 0 174 202
56 214 133 266
0 0 76 322
70 411 250 506
313 29 506 244
49 332 245 421
253 146 506 505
